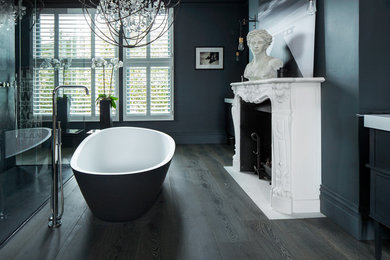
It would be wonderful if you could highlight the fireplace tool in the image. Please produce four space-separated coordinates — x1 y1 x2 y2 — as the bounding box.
251 132 271 182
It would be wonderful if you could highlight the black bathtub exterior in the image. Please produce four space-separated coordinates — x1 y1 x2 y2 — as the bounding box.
73 161 171 222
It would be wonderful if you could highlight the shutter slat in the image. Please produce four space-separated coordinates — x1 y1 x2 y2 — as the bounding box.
33 12 117 117
126 67 147 115
95 18 117 58
33 10 172 120
151 15 171 58
151 67 171 114
33 14 55 58
59 14 91 59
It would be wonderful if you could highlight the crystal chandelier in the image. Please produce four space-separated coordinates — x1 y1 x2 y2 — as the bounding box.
0 0 26 31
79 0 180 48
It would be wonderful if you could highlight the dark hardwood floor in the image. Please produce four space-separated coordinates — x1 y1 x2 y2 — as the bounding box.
0 144 389 260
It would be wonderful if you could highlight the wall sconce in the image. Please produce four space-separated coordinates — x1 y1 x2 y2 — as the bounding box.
236 15 258 61
236 51 240 62
307 0 317 15
238 37 244 51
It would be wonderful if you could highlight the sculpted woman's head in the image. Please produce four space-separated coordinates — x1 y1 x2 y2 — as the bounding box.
246 29 272 55
243 29 283 80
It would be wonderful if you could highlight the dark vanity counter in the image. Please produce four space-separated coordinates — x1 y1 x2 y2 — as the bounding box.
364 114 390 260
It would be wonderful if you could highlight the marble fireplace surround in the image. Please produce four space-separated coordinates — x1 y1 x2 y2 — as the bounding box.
231 77 325 215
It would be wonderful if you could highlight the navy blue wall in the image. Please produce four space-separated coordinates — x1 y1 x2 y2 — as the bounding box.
315 0 390 239
68 1 248 144
359 1 390 113
154 1 248 143
314 0 363 239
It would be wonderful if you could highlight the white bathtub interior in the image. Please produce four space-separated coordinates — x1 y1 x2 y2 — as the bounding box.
73 128 175 174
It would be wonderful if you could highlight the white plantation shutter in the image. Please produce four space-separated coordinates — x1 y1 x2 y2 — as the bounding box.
127 38 147 59
58 15 92 116
33 9 173 121
59 68 92 115
59 15 91 58
33 68 54 115
126 67 147 114
124 12 174 120
33 14 54 58
151 15 171 58
95 18 117 58
33 14 55 115
33 10 118 119
151 67 171 114
94 20 118 115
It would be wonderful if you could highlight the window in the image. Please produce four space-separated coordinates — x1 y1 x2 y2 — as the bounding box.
33 10 118 120
124 13 174 121
32 9 174 121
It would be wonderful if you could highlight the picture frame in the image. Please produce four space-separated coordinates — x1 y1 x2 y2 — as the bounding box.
195 47 224 70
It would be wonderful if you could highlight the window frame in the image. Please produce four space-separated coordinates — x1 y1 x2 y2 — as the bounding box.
122 11 174 122
123 58 175 121
32 8 174 122
33 8 120 122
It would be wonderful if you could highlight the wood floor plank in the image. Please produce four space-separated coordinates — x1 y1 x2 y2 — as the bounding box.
164 146 224 260
189 146 293 259
0 144 389 260
269 219 351 260
303 218 389 260
193 145 269 222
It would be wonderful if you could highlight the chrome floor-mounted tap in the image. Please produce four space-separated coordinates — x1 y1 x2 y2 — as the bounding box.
49 85 89 228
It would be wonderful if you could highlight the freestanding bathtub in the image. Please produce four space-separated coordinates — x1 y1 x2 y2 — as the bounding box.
70 127 175 222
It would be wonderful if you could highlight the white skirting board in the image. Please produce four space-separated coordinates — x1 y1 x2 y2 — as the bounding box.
224 166 325 220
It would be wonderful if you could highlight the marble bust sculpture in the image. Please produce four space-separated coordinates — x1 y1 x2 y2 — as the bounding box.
244 29 283 81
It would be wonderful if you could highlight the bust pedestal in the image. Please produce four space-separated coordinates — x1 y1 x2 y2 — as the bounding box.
231 77 325 214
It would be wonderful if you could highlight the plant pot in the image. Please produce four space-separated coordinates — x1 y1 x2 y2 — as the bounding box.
57 96 70 131
100 99 113 129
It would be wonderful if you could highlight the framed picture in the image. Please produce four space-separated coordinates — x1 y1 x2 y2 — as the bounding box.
195 47 224 70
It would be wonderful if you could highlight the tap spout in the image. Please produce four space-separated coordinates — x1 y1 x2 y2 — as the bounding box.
52 85 89 117
53 85 89 97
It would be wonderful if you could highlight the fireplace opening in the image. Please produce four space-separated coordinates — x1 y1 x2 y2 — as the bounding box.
240 99 272 181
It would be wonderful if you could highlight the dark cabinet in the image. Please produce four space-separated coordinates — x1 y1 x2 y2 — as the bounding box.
366 126 390 260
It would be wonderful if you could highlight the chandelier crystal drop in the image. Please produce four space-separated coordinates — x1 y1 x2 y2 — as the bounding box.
0 0 26 31
79 0 180 48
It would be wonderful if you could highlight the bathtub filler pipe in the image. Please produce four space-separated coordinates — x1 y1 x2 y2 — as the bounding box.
50 85 89 228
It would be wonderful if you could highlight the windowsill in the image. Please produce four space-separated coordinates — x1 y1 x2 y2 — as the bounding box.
123 115 174 122
35 115 174 123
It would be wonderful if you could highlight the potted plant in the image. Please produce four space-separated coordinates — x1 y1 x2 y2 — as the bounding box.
92 57 122 129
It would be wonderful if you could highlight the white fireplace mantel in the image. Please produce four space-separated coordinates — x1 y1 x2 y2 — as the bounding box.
231 77 325 215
